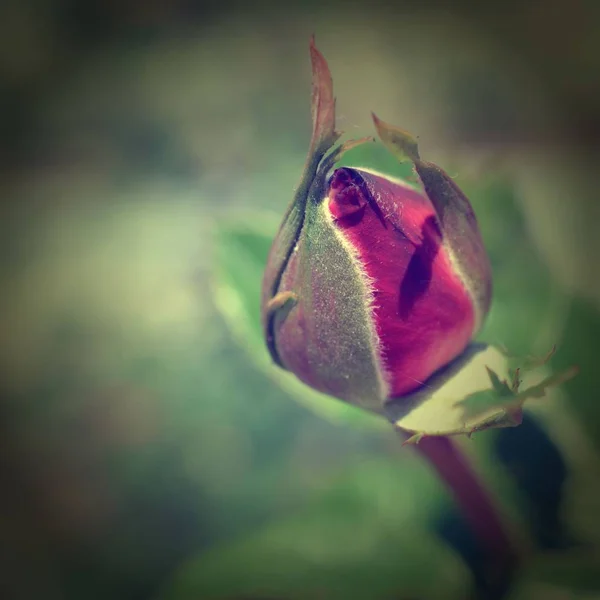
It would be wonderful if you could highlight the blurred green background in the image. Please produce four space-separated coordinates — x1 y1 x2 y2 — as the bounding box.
1 1 600 599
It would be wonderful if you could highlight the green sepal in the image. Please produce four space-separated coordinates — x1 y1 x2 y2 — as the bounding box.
387 343 578 439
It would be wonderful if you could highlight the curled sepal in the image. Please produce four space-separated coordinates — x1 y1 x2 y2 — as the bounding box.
455 361 579 436
386 343 578 440
372 113 492 332
308 35 341 157
371 112 420 163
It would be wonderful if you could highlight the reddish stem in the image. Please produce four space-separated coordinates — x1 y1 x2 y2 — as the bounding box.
399 430 519 588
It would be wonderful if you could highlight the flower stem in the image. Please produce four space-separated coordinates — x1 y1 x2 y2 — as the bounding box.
398 429 519 594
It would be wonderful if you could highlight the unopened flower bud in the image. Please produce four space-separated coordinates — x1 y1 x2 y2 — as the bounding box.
261 39 492 413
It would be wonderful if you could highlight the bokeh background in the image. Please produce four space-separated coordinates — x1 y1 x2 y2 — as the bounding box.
1 1 600 599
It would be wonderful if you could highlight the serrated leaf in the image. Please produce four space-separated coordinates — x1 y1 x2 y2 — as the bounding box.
456 365 578 424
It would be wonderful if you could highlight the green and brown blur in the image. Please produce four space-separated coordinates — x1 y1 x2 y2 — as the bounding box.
1 2 600 600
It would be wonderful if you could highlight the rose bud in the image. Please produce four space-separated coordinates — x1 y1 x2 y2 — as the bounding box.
261 38 492 413
259 42 583 596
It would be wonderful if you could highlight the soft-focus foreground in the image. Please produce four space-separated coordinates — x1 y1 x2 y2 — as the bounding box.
1 2 600 600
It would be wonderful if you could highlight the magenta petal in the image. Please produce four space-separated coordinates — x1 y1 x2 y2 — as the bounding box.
328 168 476 398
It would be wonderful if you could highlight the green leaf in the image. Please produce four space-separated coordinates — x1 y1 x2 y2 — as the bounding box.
547 297 600 451
462 176 571 356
